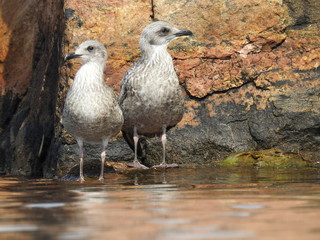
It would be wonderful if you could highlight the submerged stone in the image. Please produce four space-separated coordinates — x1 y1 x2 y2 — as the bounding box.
219 149 313 168
62 161 127 181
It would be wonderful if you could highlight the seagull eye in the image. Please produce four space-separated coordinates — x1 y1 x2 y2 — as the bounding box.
87 46 94 52
160 27 170 34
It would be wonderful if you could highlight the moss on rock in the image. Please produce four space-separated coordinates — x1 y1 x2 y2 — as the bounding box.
218 149 312 168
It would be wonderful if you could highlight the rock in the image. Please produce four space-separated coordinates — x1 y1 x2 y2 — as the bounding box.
156 0 288 97
62 161 117 181
58 0 320 173
0 0 64 176
284 0 320 26
2 0 320 176
57 139 134 177
62 0 153 90
218 149 313 168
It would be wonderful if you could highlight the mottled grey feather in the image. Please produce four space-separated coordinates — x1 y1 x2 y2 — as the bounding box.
119 21 192 166
63 40 123 181
63 40 123 143
119 21 186 136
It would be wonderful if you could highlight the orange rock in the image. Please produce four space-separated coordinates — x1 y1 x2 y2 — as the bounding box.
59 0 320 170
64 0 152 85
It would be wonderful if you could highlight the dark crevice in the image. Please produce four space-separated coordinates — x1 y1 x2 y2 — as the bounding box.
202 55 233 61
0 91 23 130
150 0 155 21
270 37 286 50
286 22 318 30
251 79 271 91
173 55 233 61
226 118 248 125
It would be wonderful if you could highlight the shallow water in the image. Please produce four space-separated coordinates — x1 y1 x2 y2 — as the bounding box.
1 167 320 240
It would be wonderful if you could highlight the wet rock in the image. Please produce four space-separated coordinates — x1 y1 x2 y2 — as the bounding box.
62 161 117 181
0 0 64 176
218 149 313 168
57 138 133 177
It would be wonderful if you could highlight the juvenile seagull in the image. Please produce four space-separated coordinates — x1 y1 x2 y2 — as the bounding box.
119 21 193 169
63 40 123 182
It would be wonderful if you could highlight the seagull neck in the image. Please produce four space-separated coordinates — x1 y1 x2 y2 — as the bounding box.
74 61 105 85
140 44 171 63
83 61 105 71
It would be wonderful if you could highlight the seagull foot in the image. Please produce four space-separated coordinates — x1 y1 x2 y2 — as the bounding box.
127 160 149 169
79 176 85 183
152 163 179 169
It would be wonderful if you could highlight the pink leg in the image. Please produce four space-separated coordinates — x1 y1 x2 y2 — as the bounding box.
77 139 85 183
127 126 148 169
161 128 167 164
99 139 108 181
152 125 178 168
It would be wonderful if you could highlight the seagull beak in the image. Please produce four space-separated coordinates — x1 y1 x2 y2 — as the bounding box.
64 52 82 61
174 29 193 37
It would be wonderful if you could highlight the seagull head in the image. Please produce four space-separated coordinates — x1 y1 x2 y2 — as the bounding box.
140 21 193 49
65 40 107 64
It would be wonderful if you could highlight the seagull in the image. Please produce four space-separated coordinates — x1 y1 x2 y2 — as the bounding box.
119 21 193 169
63 40 123 182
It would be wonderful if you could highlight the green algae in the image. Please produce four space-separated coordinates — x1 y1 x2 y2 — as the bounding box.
219 149 313 168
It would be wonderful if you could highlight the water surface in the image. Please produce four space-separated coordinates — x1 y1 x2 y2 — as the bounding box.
0 167 320 240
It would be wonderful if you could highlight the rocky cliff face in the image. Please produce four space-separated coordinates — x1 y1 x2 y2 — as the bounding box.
0 0 319 176
0 0 64 176
58 0 320 172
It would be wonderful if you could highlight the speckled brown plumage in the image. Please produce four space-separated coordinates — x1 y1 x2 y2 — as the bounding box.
119 21 192 169
63 40 123 182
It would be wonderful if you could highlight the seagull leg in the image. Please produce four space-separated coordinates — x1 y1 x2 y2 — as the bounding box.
152 125 178 168
77 139 85 183
127 126 148 169
99 139 108 181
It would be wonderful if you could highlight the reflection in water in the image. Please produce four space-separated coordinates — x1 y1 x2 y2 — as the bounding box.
216 212 251 217
0 225 39 233
0 168 320 239
25 203 66 208
232 204 265 209
161 225 254 239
